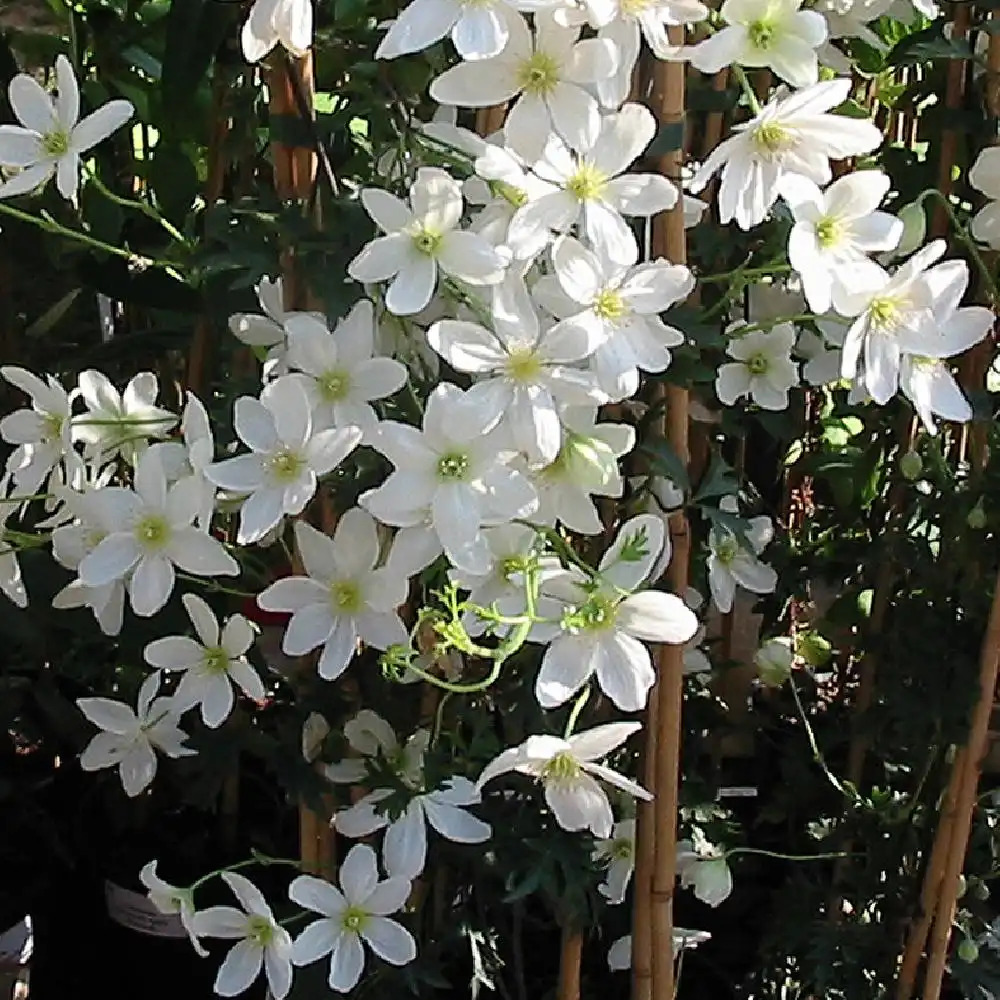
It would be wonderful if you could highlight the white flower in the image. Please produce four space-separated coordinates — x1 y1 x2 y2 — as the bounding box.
77 448 239 617
348 167 508 316
706 500 777 614
477 722 650 838
593 818 634 904
970 146 1000 250
285 300 407 439
334 725 491 880
797 322 846 386
0 366 73 496
533 514 698 711
754 636 793 686
241 0 312 62
139 861 207 956
607 928 711 970
193 872 293 999
587 0 707 107
543 235 693 401
77 673 195 797
179 392 217 530
677 836 733 906
204 375 363 545
427 273 607 465
361 383 538 574
779 170 902 314
688 0 828 88
716 323 798 410
900 357 972 435
505 103 677 262
73 370 177 465
144 593 265 729
257 512 408 681
689 78 881 230
528 407 635 534
302 712 331 762
289 845 416 993
836 240 954 404
430 10 618 163
0 55 133 203
376 0 554 60
0 481 27 608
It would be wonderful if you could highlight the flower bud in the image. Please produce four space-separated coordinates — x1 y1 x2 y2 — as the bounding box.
968 502 987 530
958 938 979 963
754 637 794 687
899 450 923 481
894 201 927 260
796 631 832 668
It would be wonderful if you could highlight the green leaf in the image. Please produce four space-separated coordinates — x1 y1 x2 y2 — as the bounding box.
148 143 199 224
694 450 738 502
646 119 686 157
640 438 691 493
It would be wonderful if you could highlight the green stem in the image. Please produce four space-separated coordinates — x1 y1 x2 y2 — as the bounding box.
730 64 762 115
563 685 591 738
789 674 856 801
697 264 793 284
87 170 190 246
724 847 853 862
0 202 182 272
188 852 303 892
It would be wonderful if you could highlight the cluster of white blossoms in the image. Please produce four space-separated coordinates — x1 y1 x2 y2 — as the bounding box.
0 0 992 986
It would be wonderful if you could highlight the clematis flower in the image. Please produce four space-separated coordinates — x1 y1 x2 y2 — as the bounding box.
593 818 635 904
505 103 678 263
528 407 635 534
687 0 828 88
531 514 698 711
607 929 711 970
0 55 133 203
333 722 492 880
193 872 293 999
688 78 881 230
179 392 217 530
73 370 177 466
204 376 363 545
779 170 902 314
427 273 607 465
477 722 650 838
361 383 538 574
430 9 618 162
715 322 799 410
970 147 1000 249
754 636 794 686
0 480 27 608
0 366 73 496
257 512 408 680
797 322 847 386
376 0 557 60
285 300 407 439
677 835 734 906
144 593 265 729
348 167 508 316
289 845 416 993
241 0 312 63
900 357 973 435
140 861 207 956
706 498 777 614
77 673 195 797
541 235 693 401
77 447 239 617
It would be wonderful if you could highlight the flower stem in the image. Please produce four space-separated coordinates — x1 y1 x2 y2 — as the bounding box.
87 170 190 247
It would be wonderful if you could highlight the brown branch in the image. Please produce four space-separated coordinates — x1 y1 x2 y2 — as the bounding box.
557 927 584 1000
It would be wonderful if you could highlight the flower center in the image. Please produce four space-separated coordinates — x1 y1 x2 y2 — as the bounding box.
501 556 525 580
330 579 362 614
412 227 443 256
611 837 634 860
43 412 65 439
41 129 71 158
565 163 608 202
564 593 618 633
814 215 844 249
909 354 940 371
517 51 561 96
542 751 581 782
593 289 626 322
247 914 274 946
494 181 528 208
266 448 305 484
437 451 470 482
751 122 791 155
202 646 230 675
868 296 901 332
134 514 170 551
341 905 370 933
506 348 543 383
621 0 652 13
747 353 770 375
319 369 351 403
715 537 738 565
748 18 776 48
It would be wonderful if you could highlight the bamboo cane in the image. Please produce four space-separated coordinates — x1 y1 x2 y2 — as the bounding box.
648 38 690 1000
920 569 1000 1000
557 927 584 1000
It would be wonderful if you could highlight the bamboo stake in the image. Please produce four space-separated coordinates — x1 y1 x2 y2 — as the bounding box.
631 688 658 1000
920 569 1000 1000
557 927 584 1000
648 38 690 1000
